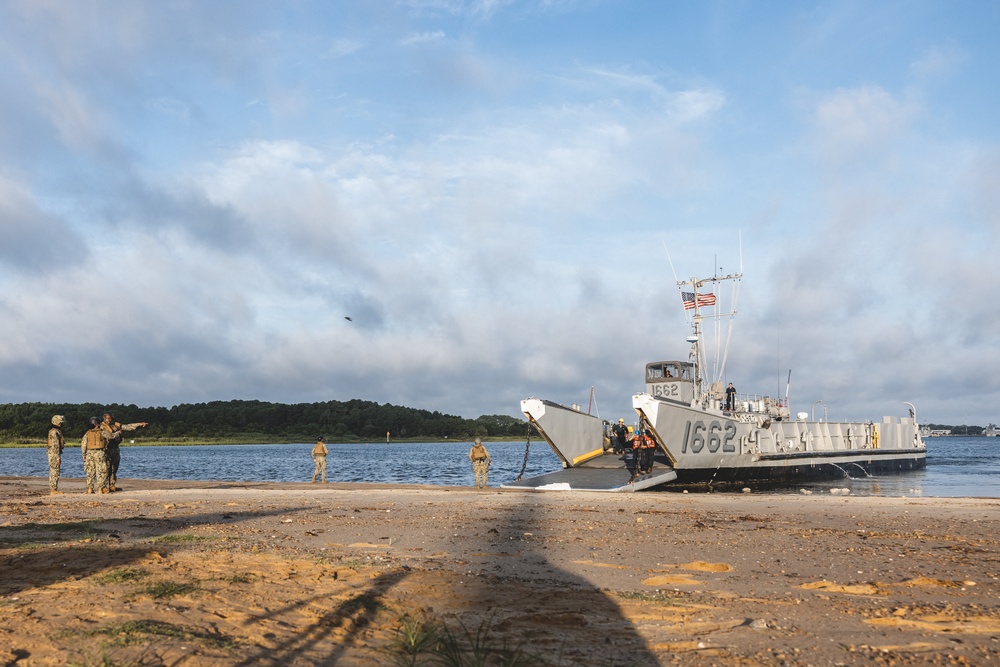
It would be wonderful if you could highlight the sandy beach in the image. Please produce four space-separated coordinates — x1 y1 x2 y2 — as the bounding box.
1 476 998 666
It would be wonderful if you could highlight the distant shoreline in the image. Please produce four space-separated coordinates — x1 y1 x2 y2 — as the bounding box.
0 436 526 448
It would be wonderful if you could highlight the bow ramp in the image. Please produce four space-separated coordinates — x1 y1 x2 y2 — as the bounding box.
502 454 677 492
504 398 677 492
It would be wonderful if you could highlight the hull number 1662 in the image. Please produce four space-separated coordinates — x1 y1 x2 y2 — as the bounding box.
681 420 737 454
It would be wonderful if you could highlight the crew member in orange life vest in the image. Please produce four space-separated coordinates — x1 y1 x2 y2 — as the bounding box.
635 423 656 476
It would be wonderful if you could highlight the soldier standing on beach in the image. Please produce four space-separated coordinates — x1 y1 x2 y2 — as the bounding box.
81 417 110 494
101 411 148 492
47 415 66 495
311 436 329 483
469 437 492 489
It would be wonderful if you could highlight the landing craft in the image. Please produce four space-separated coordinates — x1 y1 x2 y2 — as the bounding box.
506 268 926 492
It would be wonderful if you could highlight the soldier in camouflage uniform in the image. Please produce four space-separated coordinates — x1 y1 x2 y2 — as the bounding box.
100 411 148 492
81 417 110 494
47 415 66 495
311 436 329 483
468 437 492 489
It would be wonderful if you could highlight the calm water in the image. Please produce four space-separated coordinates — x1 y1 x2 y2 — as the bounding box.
2 437 997 497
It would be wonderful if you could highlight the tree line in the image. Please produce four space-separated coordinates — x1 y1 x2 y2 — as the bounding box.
924 423 993 436
0 399 530 444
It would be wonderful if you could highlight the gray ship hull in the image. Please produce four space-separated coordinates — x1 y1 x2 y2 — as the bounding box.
632 392 925 488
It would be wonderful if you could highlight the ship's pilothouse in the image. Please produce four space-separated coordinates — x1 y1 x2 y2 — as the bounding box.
644 361 695 404
644 358 789 422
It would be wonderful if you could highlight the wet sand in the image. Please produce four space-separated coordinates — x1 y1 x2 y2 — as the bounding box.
1 476 998 666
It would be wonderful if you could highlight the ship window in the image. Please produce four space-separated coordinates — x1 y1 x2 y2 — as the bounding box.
647 363 684 382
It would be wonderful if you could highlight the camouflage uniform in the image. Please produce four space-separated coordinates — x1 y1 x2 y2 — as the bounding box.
311 438 329 483
47 416 66 493
81 423 110 493
468 439 492 489
100 414 147 491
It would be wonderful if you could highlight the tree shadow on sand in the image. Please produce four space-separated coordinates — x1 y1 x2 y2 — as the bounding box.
0 507 303 596
222 495 662 666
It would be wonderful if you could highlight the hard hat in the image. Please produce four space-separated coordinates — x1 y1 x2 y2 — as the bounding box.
618 418 624 423
627 426 634 433
51 415 65 427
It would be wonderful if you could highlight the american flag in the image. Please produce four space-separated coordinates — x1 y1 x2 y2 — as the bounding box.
681 291 717 310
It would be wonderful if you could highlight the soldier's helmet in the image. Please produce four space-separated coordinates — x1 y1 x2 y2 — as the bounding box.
475 437 482 445
51 415 65 427
89 416 101 427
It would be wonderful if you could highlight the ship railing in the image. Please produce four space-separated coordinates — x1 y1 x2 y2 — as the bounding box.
725 393 781 416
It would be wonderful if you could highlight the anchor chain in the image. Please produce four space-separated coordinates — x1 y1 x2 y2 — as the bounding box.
515 422 533 481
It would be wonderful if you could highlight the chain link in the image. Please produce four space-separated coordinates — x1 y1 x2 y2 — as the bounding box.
515 422 533 481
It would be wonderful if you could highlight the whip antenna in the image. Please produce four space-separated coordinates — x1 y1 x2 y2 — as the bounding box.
662 240 680 284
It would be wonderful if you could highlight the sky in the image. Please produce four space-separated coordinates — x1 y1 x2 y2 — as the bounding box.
1 0 998 427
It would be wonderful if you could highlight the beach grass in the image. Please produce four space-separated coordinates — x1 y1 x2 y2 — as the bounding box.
93 619 235 649
139 580 201 600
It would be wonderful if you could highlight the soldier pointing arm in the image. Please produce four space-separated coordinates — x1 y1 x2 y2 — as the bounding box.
101 411 148 492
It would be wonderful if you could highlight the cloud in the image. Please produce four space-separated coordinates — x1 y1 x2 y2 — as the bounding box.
36 82 108 152
0 176 86 274
326 37 364 58
400 0 513 20
909 45 966 82
811 84 919 167
970 147 1000 230
400 30 446 46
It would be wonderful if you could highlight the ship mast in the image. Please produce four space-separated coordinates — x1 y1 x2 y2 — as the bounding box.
679 271 742 403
